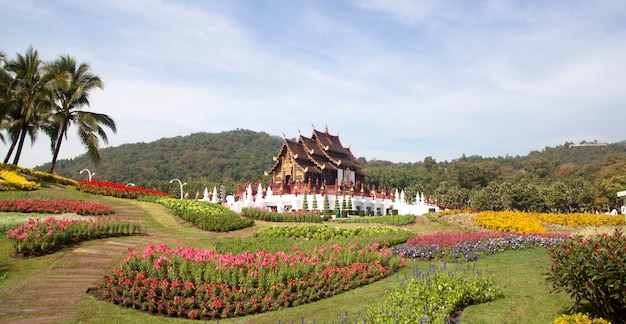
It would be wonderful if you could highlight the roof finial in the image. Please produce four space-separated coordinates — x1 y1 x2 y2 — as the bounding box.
324 124 329 133
282 132 287 139
311 123 315 131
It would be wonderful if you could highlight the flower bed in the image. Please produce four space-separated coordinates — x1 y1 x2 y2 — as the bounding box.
157 198 254 232
474 211 548 233
334 214 416 225
394 232 568 261
76 180 170 199
253 225 415 246
6 216 143 256
0 199 114 215
364 262 504 323
0 169 39 191
474 211 625 233
91 243 405 320
241 207 324 223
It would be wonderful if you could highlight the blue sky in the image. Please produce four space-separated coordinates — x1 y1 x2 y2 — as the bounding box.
2 0 626 168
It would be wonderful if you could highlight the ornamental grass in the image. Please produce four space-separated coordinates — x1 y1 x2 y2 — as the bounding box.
6 216 143 256
92 242 405 320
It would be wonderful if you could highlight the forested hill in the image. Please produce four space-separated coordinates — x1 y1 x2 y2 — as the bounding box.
43 129 284 192
38 130 626 201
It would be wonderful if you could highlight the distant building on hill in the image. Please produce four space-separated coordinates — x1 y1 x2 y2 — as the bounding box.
570 140 608 147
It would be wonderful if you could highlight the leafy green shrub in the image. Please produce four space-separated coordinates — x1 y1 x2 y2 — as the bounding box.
334 214 415 225
157 198 254 232
254 225 414 246
554 313 611 324
544 230 626 323
241 207 323 223
364 262 504 323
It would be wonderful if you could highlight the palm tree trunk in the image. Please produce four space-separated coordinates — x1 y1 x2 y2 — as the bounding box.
3 139 17 163
49 123 67 173
11 126 28 166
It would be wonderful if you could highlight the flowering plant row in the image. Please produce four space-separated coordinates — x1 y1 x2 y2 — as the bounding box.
75 180 170 199
0 163 77 186
157 198 254 232
0 169 39 191
241 207 323 223
537 212 624 227
6 216 143 256
334 214 416 226
253 225 415 245
0 199 114 215
393 232 568 261
474 211 625 233
474 211 548 233
364 263 504 323
92 243 405 320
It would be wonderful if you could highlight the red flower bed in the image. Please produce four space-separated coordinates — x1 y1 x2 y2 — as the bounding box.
76 180 171 199
0 199 114 215
92 243 405 320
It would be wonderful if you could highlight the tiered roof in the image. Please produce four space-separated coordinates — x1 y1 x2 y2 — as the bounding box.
267 127 367 177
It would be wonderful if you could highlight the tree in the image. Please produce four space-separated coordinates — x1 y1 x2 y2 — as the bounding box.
47 55 114 173
2 47 65 165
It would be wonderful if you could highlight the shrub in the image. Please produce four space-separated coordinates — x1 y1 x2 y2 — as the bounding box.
364 262 504 323
0 169 39 191
334 214 415 226
554 313 611 324
157 198 254 232
241 207 323 223
544 230 626 323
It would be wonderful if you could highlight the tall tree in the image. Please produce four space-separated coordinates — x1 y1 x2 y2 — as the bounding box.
47 55 114 173
2 47 64 165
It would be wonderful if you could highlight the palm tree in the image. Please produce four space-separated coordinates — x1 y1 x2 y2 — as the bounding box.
2 47 65 166
47 55 115 173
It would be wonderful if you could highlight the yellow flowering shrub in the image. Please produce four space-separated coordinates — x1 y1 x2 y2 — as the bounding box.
554 313 611 324
539 213 624 227
439 209 470 216
474 211 547 233
0 170 40 191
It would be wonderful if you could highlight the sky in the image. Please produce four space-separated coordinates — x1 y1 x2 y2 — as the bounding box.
2 0 626 168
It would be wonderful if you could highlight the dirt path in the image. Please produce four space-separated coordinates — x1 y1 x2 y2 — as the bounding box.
0 199 178 323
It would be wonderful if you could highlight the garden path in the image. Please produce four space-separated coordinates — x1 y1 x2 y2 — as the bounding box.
0 199 179 323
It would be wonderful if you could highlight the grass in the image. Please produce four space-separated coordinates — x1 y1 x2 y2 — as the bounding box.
0 184 592 323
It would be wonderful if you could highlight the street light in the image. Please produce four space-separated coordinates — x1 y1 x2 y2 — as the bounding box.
169 179 187 199
80 169 95 181
126 183 136 187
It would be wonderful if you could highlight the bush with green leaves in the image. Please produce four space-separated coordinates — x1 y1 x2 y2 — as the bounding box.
544 230 626 323
364 262 504 323
157 198 254 232
334 214 415 226
240 207 323 223
254 225 414 245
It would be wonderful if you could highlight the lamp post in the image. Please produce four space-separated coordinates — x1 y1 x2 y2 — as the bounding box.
170 179 187 200
79 169 95 181
126 183 135 187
